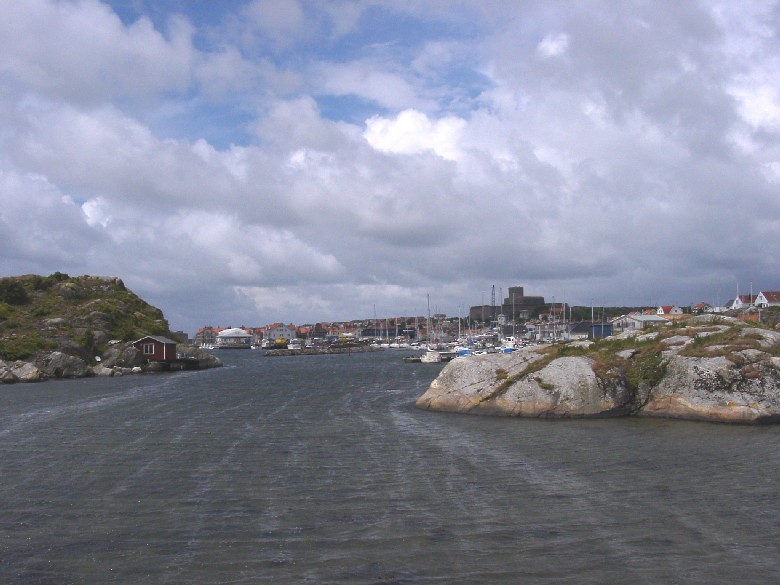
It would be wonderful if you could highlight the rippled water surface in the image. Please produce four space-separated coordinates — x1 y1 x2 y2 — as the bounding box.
2 349 780 584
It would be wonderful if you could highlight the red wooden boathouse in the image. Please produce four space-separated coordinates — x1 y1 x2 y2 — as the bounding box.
133 336 178 363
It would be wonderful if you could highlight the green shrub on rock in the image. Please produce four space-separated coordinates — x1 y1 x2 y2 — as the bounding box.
0 279 30 305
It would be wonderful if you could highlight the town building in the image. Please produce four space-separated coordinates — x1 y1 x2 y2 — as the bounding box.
263 323 297 344
216 327 252 348
469 286 545 323
194 326 221 346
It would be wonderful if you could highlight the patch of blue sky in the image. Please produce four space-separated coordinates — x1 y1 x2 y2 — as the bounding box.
344 4 480 52
107 0 231 29
315 93 388 125
150 97 255 150
105 0 147 26
312 63 490 124
289 3 481 71
434 67 493 113
106 0 232 56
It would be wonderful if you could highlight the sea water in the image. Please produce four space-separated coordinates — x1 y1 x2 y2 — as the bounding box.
1 349 779 584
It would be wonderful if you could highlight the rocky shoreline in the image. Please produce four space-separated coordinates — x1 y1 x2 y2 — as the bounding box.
416 315 780 424
0 343 221 383
0 274 223 384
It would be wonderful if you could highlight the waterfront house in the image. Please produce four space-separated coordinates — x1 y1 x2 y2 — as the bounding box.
263 323 296 345
324 325 342 343
216 327 252 348
134 336 178 362
755 291 780 308
194 326 222 346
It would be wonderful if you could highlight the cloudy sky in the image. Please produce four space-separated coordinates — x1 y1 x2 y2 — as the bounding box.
1 0 778 333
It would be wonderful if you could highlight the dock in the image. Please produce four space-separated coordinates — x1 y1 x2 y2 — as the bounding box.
264 346 383 357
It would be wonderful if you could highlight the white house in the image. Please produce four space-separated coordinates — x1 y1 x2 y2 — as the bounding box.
262 323 296 343
691 302 713 314
755 291 780 308
728 295 757 310
657 305 685 316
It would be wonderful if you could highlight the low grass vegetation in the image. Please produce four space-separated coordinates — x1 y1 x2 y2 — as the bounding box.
678 324 765 364
0 273 174 361
580 336 667 393
0 334 56 361
488 316 778 400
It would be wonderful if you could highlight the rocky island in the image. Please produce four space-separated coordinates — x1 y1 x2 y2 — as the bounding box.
416 315 780 424
0 273 220 383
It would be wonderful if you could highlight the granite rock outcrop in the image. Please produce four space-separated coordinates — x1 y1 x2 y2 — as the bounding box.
416 316 780 424
0 273 221 383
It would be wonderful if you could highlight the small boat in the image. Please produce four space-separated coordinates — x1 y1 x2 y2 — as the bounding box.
420 349 442 363
419 345 459 363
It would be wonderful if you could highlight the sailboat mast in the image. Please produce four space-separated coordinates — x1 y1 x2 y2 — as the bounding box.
426 294 432 345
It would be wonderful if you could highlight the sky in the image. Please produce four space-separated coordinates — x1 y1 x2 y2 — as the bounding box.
1 0 779 334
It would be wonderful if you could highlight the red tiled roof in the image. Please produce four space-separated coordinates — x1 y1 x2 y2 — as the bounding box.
196 326 221 334
760 291 780 303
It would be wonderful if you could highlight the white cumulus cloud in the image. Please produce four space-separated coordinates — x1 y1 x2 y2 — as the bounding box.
363 109 466 161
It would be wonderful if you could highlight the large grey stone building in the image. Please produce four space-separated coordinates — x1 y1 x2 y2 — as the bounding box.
469 286 546 324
